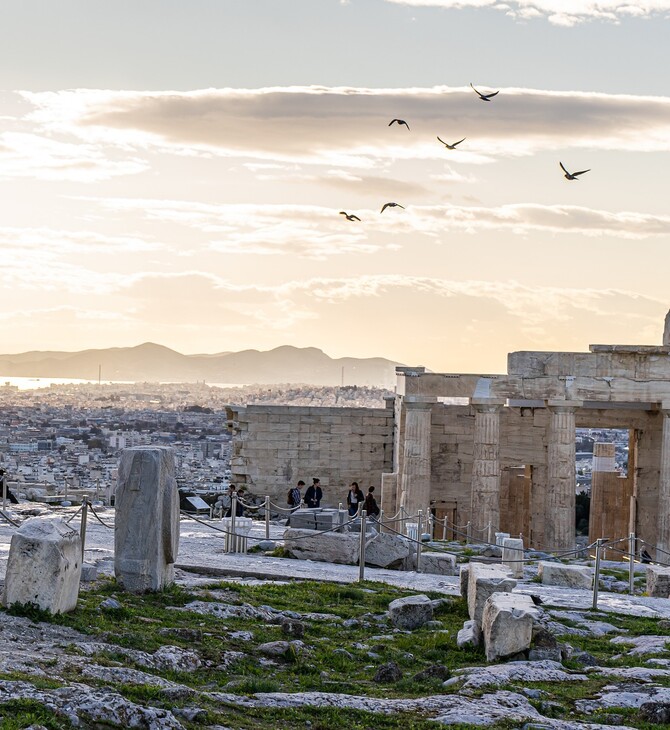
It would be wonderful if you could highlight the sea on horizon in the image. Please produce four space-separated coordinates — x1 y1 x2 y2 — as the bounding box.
0 376 246 391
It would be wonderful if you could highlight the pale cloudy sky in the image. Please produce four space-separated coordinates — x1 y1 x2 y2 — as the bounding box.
1 0 670 374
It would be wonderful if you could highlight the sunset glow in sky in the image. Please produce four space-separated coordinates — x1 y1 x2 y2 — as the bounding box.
2 0 670 373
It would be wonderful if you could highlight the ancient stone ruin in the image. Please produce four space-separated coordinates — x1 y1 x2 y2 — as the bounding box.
230 311 670 556
114 446 180 593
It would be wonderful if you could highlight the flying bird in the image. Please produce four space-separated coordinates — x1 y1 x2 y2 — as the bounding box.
339 211 361 221
388 118 410 130
470 83 499 101
380 202 405 214
559 162 590 180
437 136 466 150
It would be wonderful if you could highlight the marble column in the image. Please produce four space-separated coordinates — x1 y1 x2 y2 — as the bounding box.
399 400 433 519
470 399 504 534
656 406 670 555
546 401 580 551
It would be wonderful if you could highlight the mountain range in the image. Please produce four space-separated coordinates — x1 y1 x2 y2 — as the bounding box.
0 343 402 387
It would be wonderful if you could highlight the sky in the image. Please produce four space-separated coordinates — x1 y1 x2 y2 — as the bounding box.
2 0 670 374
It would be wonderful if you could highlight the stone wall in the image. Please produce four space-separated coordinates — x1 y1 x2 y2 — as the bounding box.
230 404 394 507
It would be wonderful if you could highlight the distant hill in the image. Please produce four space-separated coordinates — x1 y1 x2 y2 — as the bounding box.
0 343 402 387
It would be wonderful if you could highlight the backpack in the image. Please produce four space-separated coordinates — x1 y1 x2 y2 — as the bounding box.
287 488 294 506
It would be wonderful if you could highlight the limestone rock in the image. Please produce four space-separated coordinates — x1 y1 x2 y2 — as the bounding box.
482 593 541 662
610 635 670 656
418 551 458 576
373 661 402 683
153 645 201 672
283 528 360 564
115 447 180 593
502 538 524 579
538 561 593 589
455 660 588 691
457 619 480 648
467 563 516 627
388 594 433 630
364 532 410 568
459 564 470 600
646 565 670 597
3 517 82 614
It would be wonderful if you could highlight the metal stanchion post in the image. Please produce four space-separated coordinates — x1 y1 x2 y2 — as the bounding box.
230 494 237 554
358 509 367 582
80 499 89 559
1 473 6 511
487 521 492 545
95 478 100 502
265 495 270 540
442 518 447 541
416 510 423 573
64 478 69 502
629 532 636 595
593 538 603 610
466 521 472 544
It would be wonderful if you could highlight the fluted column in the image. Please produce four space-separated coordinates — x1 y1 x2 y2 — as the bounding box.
399 400 433 518
657 406 670 555
470 399 504 533
546 401 580 551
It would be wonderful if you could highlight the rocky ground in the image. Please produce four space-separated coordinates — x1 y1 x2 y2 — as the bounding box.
2 506 670 729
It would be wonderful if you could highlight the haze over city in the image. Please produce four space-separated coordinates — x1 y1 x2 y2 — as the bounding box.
3 1 670 375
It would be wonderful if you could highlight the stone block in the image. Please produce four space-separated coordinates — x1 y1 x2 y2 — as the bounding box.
502 538 524 579
3 517 82 614
646 565 670 597
365 532 410 568
467 563 516 628
495 532 510 547
283 528 360 564
388 594 433 630
482 593 540 662
115 447 180 593
419 552 458 576
459 564 470 600
538 561 593 589
457 619 480 648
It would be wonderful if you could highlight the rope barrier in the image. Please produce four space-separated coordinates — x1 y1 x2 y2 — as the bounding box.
0 509 20 528
88 502 114 529
65 504 84 523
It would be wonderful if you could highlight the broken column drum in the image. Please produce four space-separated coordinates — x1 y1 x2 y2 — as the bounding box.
115 447 180 593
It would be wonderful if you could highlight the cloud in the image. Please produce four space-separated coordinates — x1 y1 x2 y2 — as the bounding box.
20 86 670 168
0 131 147 182
384 0 670 26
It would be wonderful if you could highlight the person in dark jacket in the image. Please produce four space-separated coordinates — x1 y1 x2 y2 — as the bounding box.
363 486 380 518
304 478 323 508
0 469 18 505
346 482 364 516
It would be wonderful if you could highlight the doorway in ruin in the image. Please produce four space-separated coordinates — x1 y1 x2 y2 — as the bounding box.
577 427 635 558
500 465 532 540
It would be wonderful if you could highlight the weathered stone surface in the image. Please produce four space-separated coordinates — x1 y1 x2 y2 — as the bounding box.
460 564 470 600
538 561 593 589
467 563 516 627
283 528 360 564
502 538 524 579
419 551 458 576
457 620 480 648
373 661 402 683
365 532 410 568
3 517 81 614
646 565 670 597
258 640 305 658
482 593 541 662
115 447 180 593
454 660 588 691
388 594 433 630
610 634 670 656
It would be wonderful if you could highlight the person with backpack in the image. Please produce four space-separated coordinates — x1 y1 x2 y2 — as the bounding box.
363 486 380 518
288 480 304 509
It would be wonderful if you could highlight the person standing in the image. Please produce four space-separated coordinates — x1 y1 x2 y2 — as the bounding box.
346 481 364 516
0 469 18 505
304 477 323 508
363 486 380 518
288 480 304 509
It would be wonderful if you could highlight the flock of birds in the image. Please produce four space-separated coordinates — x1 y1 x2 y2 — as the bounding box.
339 83 590 223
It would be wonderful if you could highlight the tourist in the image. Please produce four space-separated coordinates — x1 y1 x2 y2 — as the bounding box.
225 484 243 517
288 480 304 509
363 486 380 518
0 469 18 505
304 477 323 508
346 481 364 516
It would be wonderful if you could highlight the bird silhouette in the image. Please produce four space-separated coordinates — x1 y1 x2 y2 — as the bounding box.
388 118 410 130
380 202 405 214
437 136 466 150
339 211 361 221
559 162 590 180
470 83 499 101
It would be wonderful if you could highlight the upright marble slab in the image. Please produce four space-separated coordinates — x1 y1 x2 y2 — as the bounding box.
115 447 180 593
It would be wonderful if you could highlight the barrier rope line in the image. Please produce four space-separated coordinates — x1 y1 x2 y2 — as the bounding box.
0 509 19 528
88 502 114 529
65 504 84 524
